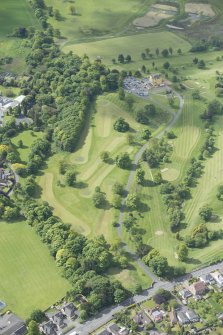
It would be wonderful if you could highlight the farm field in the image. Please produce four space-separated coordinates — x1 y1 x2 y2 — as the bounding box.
0 221 70 318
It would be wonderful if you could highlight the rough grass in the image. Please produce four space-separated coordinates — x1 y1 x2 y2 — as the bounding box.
0 221 70 318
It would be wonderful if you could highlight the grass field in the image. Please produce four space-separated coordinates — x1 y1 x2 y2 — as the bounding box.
45 0 153 43
0 221 70 318
63 31 191 64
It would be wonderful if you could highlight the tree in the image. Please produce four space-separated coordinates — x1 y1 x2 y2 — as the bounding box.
125 96 134 109
92 189 107 208
177 48 182 55
156 48 159 57
70 5 76 15
177 243 188 262
100 151 110 163
141 65 146 73
150 255 169 277
113 117 129 132
169 47 173 55
199 205 213 222
118 87 125 100
141 128 151 140
136 168 145 185
118 54 125 63
153 171 163 185
125 55 131 63
115 152 131 169
126 193 138 210
114 288 127 303
65 170 76 186
163 61 170 70
112 194 122 209
59 161 68 175
217 185 223 200
28 321 40 335
141 52 146 60
17 139 23 148
112 182 124 195
198 60 206 69
145 48 150 56
54 9 62 20
29 310 45 323
161 49 169 57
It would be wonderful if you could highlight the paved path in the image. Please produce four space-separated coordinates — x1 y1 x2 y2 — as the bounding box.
116 89 184 282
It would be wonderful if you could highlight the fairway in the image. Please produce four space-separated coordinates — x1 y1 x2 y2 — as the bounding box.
63 31 191 64
0 221 70 318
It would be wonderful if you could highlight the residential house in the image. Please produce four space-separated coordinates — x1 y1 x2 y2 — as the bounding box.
179 289 192 300
177 311 190 325
97 330 111 335
61 302 77 319
133 311 151 330
40 321 57 335
185 310 200 323
107 324 128 335
189 281 206 296
199 273 215 285
149 308 163 323
0 313 27 335
211 271 223 288
51 312 65 329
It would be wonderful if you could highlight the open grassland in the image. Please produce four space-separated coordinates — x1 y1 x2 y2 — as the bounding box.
45 0 153 43
0 221 70 318
0 1 38 73
12 130 43 163
63 31 191 64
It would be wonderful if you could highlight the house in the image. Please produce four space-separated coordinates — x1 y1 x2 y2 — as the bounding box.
107 324 121 335
169 310 177 325
185 310 200 323
150 308 163 323
211 271 223 287
40 321 57 335
97 330 111 335
179 289 192 299
51 311 65 329
149 74 163 87
199 273 215 285
0 313 27 335
61 302 77 319
177 311 190 325
189 281 206 296
133 311 151 330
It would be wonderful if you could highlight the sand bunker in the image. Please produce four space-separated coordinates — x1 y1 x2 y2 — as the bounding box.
185 3 215 17
133 4 177 28
155 230 164 236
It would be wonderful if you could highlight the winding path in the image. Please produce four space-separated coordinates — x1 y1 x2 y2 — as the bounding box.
116 88 184 282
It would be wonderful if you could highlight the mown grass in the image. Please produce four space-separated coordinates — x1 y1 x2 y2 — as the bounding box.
0 221 70 318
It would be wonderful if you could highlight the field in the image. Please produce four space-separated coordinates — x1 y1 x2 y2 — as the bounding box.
0 221 70 318
63 31 191 64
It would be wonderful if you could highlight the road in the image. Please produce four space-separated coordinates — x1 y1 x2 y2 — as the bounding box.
116 89 184 282
73 261 223 334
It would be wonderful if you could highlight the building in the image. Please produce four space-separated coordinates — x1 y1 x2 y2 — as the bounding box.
40 321 57 335
97 330 111 335
189 281 206 296
211 271 223 287
133 311 151 330
51 312 65 329
0 313 27 335
107 324 128 335
150 308 163 323
199 273 215 285
177 311 190 325
61 302 77 319
149 74 163 87
185 310 200 323
179 289 192 300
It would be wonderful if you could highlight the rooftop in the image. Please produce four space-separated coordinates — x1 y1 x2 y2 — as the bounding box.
0 313 26 335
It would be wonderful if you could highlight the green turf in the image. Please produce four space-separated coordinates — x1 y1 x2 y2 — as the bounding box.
0 221 70 318
63 31 191 63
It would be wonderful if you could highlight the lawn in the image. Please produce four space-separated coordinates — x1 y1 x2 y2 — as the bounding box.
0 221 70 318
63 31 191 64
11 130 43 163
